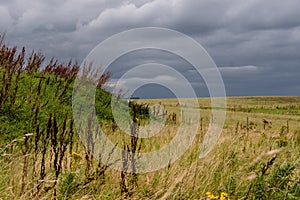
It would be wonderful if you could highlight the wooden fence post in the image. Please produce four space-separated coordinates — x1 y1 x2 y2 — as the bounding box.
246 116 249 132
200 117 203 132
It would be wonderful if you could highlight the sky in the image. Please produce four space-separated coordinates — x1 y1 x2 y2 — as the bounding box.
1 0 300 98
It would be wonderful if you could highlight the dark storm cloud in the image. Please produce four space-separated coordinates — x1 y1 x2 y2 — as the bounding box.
1 0 299 97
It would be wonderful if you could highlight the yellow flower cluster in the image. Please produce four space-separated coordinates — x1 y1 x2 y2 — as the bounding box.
206 192 219 199
71 152 82 170
220 192 230 200
72 151 82 160
206 192 230 200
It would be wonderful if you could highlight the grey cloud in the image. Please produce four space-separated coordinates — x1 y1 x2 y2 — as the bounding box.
226 0 300 32
1 0 300 96
0 5 13 30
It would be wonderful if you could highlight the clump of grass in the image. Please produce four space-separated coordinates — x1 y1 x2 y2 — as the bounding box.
247 160 298 199
58 172 77 199
120 105 143 198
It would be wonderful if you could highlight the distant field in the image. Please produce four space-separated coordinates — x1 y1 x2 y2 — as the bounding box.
135 96 300 131
137 96 300 115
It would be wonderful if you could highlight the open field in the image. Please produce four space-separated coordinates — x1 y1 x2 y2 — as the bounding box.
137 96 300 133
0 41 299 199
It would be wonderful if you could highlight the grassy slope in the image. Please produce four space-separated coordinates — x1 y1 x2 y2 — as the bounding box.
0 72 114 146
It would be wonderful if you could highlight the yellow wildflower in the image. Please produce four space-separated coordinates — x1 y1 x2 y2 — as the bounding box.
205 191 230 200
72 152 82 160
220 192 230 200
206 192 219 200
